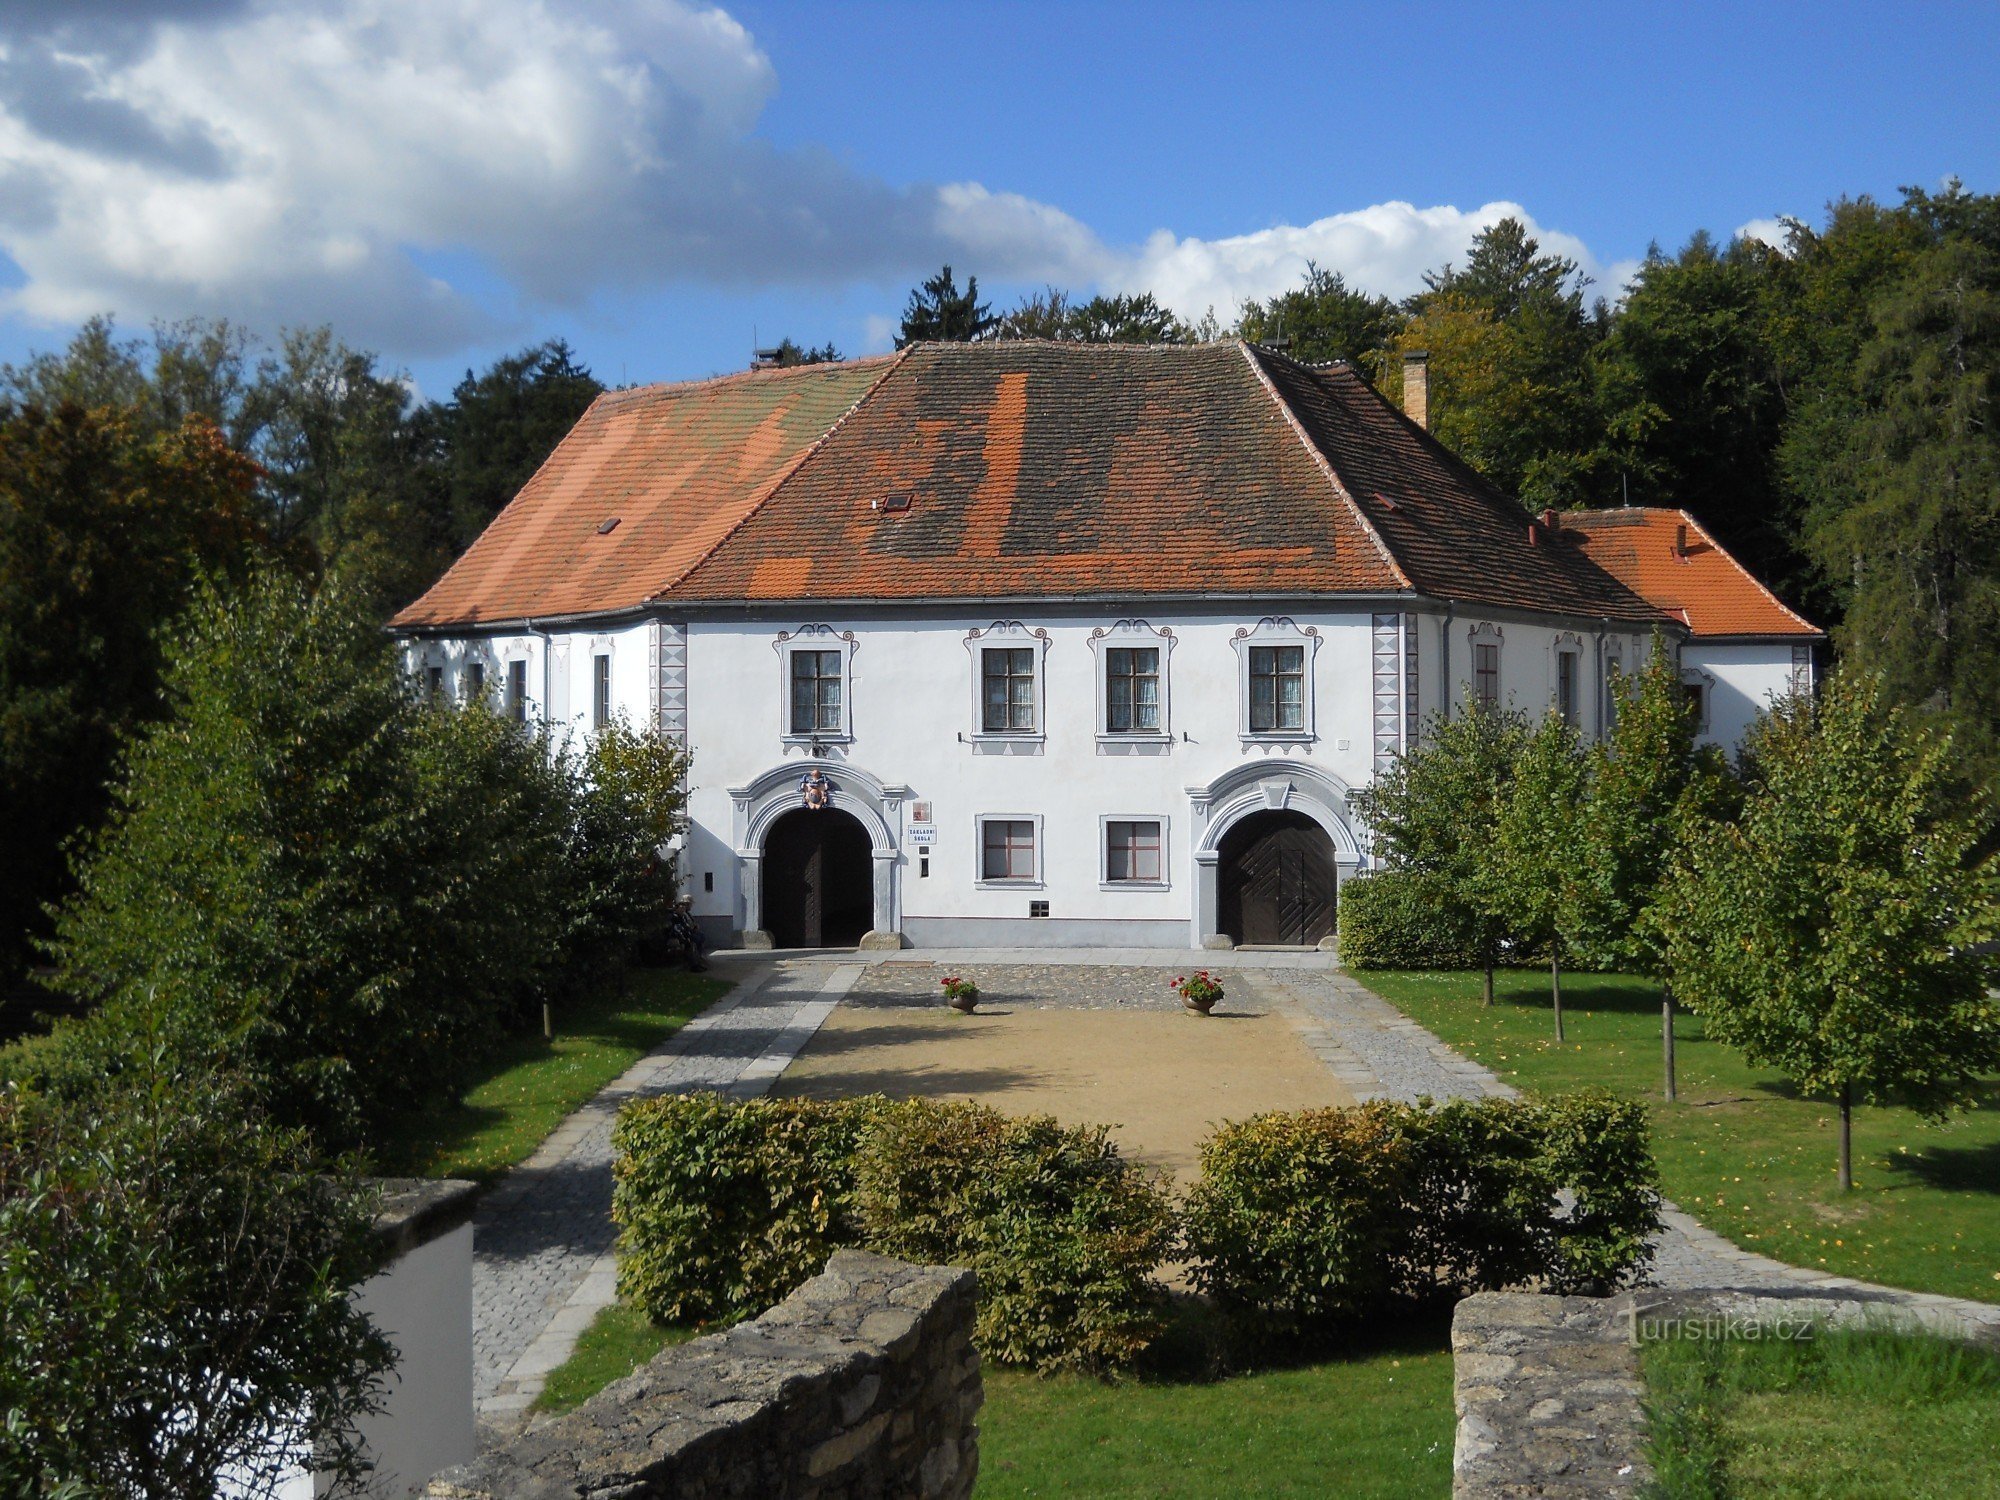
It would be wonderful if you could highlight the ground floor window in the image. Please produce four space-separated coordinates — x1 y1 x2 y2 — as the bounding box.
980 818 1037 882
1105 820 1164 883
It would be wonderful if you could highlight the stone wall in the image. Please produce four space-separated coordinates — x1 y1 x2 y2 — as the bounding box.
426 1250 980 1500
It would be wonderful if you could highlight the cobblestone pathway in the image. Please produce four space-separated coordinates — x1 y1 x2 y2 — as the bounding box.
470 957 862 1424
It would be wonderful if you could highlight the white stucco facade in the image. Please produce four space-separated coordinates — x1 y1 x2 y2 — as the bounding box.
400 599 1804 952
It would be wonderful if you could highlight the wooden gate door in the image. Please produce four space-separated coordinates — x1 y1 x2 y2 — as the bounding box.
763 808 872 948
1218 810 1336 946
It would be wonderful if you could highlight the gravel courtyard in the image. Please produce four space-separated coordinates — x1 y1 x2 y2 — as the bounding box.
770 961 1355 1179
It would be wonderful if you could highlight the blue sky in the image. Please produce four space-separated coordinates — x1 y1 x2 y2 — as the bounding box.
1 1 1994 400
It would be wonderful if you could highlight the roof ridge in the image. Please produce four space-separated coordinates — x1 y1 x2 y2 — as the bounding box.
599 351 903 407
1236 342 1412 590
1667 508 1822 635
649 348 913 603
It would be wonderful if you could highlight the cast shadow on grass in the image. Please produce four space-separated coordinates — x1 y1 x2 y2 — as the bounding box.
1883 1127 2000 1197
1134 1291 1456 1385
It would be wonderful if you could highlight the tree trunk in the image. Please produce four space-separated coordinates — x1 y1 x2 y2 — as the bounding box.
1483 964 1494 1007
1551 951 1564 1042
1661 984 1677 1103
1839 1082 1853 1191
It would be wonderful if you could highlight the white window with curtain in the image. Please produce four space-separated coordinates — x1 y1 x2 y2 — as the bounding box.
1230 617 1320 744
1089 619 1174 749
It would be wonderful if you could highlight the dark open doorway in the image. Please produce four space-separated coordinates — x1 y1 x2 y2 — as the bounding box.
762 807 873 948
1217 809 1336 946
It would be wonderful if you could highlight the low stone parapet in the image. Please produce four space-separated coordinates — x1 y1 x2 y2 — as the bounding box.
426 1250 980 1500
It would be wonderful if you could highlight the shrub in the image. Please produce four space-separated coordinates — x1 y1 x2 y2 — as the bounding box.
612 1093 886 1326
1336 869 1485 969
1185 1094 1659 1328
613 1094 1177 1372
1182 1104 1413 1332
0 1064 392 1497
855 1098 1177 1373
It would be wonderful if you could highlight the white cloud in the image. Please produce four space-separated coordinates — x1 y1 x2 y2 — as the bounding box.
0 1 1640 356
1733 216 1797 252
1114 201 1640 319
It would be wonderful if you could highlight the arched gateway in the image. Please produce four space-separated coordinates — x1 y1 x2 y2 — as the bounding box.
1216 809 1337 946
761 806 873 948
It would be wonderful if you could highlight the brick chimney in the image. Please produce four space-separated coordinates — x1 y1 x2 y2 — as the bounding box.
1402 350 1430 430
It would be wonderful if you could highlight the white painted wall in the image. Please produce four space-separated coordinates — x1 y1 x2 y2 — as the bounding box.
1685 641 1810 757
401 606 1798 949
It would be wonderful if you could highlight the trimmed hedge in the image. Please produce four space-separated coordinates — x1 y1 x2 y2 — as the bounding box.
1336 869 1486 969
1184 1090 1658 1334
611 1093 1176 1373
855 1098 1177 1372
614 1088 1657 1367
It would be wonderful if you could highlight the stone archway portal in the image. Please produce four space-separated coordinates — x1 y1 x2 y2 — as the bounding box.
1216 809 1337 947
761 806 873 948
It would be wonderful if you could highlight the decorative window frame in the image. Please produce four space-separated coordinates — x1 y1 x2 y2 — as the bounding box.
1466 621 1504 712
1099 814 1171 891
773 624 858 745
1552 631 1583 727
974 812 1044 889
963 622 1051 746
1680 666 1716 734
1089 620 1174 747
1231 617 1321 745
589 635 616 731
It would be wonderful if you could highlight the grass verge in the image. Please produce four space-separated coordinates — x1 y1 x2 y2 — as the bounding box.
534 1302 1454 1499
1357 968 2000 1304
373 966 727 1182
1639 1325 2000 1498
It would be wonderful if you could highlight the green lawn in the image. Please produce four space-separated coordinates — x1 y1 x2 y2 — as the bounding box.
537 1305 1454 1499
1640 1325 2000 1498
373 966 727 1181
1358 968 2000 1304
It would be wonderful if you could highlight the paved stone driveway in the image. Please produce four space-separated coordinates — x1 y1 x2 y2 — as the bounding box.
470 956 864 1424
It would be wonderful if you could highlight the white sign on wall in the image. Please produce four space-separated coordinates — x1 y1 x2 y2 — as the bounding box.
908 825 937 847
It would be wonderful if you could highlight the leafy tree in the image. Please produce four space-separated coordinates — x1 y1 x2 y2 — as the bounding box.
39 572 571 1142
1484 707 1589 1034
1237 261 1401 370
1419 217 1586 321
0 404 264 1002
995 288 1190 343
996 285 1077 340
895 265 998 346
1657 671 2000 1188
0 1062 392 1497
417 339 603 550
1354 704 1527 1004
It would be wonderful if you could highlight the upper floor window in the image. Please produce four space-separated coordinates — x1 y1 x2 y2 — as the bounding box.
1105 647 1161 733
1249 645 1305 732
982 647 1037 733
465 661 485 705
593 653 612 729
1232 618 1320 742
1604 654 1624 728
964 623 1049 746
790 649 843 735
1556 648 1579 727
425 665 443 700
506 659 529 724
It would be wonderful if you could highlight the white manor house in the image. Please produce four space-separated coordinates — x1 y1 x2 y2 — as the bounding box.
392 341 1820 952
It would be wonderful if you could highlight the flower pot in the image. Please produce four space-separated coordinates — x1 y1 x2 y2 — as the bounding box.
1183 992 1218 1016
948 992 978 1013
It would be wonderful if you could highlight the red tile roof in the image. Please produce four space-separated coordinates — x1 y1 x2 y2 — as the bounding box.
1560 508 1821 639
395 342 1689 628
391 356 899 627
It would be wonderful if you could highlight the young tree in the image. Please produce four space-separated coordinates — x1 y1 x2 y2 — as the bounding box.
1484 707 1589 1036
0 1062 392 1497
1658 672 2000 1189
895 265 998 346
1571 636 1716 1098
1354 704 1527 1003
